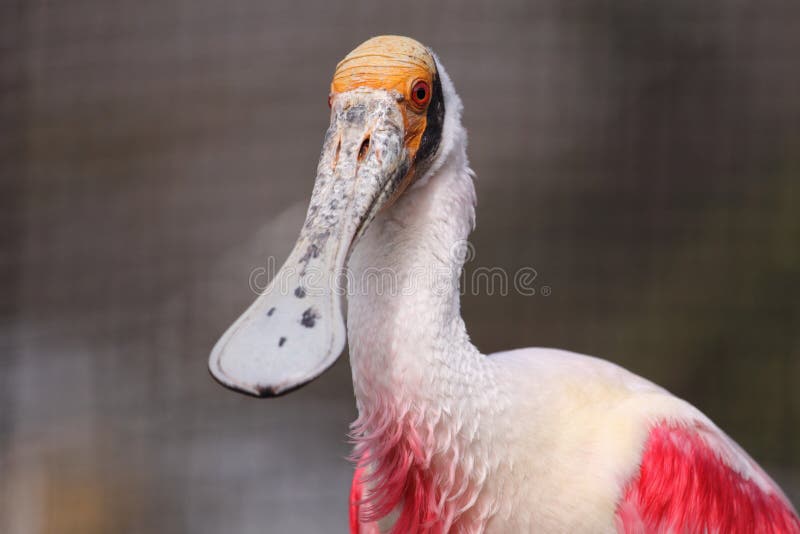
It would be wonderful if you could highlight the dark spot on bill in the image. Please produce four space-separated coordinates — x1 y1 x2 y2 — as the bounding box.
300 307 320 328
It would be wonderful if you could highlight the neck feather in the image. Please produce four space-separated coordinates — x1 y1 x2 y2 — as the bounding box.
345 140 499 531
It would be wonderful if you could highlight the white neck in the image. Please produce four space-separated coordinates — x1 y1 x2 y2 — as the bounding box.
345 137 501 530
346 142 489 406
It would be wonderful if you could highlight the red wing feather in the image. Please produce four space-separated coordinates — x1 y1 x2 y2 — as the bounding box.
618 421 800 533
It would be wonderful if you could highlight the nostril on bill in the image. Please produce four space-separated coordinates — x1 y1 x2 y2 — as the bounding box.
332 138 341 168
358 137 370 162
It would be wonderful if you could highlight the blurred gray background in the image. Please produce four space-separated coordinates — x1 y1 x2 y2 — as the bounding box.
2 0 799 532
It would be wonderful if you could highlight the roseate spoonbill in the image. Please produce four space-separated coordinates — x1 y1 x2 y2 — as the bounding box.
209 36 800 533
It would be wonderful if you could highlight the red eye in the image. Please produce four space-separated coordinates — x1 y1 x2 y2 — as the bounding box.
411 80 431 107
328 94 333 108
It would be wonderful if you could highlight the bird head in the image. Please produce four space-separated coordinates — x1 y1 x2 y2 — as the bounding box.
209 36 460 397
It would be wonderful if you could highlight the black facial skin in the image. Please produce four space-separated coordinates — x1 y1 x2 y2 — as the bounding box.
414 66 445 173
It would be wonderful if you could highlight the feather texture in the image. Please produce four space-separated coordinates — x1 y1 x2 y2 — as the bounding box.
618 421 800 533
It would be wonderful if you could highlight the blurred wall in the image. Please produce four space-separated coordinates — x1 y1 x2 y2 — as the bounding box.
1 1 799 532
